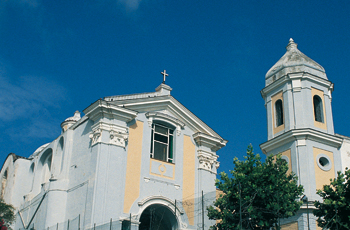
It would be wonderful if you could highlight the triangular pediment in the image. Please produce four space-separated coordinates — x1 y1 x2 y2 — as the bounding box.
107 95 224 140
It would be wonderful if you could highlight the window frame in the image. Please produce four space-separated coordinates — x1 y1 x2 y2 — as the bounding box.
271 91 285 135
313 95 324 123
150 123 174 163
316 154 332 171
275 99 284 127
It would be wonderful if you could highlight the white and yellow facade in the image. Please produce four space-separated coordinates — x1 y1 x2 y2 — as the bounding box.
0 83 226 229
260 39 349 229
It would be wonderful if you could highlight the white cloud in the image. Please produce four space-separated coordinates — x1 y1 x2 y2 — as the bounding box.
8 118 60 140
118 0 142 11
0 75 66 122
0 69 68 142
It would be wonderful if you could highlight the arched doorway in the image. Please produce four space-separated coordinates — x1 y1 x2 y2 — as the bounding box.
139 204 178 230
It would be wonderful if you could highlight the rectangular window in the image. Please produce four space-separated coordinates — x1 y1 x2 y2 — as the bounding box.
150 123 174 163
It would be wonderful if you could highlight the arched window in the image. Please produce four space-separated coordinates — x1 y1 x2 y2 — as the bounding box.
313 95 324 122
275 99 284 127
150 123 174 163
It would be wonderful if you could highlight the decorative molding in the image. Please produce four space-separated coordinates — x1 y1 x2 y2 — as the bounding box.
89 128 102 146
145 112 185 136
260 128 343 154
197 150 218 172
176 125 181 136
198 155 212 171
261 72 333 99
89 121 129 147
143 177 176 186
297 139 306 146
147 117 153 127
291 78 302 92
83 99 137 122
181 222 188 229
137 195 184 214
149 159 175 180
135 195 188 229
108 96 225 140
109 130 128 147
215 161 220 169
193 132 227 151
316 154 332 171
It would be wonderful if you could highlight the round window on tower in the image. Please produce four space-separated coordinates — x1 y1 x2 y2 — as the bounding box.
316 154 332 171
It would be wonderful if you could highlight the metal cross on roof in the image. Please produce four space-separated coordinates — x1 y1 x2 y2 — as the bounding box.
161 70 169 83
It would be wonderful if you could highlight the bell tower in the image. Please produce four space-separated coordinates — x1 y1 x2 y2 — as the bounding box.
260 39 343 229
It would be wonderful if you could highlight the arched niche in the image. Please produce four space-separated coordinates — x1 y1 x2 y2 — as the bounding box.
39 148 53 184
29 163 35 192
55 136 65 174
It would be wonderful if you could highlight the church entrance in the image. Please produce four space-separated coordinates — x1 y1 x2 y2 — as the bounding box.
139 204 178 230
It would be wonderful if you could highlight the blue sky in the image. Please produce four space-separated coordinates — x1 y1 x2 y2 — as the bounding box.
1 0 350 175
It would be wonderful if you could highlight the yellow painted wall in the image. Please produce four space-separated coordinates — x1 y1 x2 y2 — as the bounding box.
313 147 334 191
271 91 285 134
123 121 144 213
311 87 327 130
281 221 298 229
281 149 292 175
182 135 196 226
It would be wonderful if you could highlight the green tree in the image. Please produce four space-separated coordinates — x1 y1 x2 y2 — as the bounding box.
314 169 350 229
0 199 15 228
207 145 303 229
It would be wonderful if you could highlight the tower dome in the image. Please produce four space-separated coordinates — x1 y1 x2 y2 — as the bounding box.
265 38 326 86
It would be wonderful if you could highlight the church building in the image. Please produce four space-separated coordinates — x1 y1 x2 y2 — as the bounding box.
0 76 227 229
260 38 350 229
2 39 350 230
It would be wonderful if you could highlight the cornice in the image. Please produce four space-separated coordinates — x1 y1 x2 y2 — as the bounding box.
83 99 138 122
261 72 333 99
261 75 289 98
193 132 227 151
145 112 185 128
260 128 343 154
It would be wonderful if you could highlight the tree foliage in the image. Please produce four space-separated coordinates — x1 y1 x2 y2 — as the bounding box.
207 145 304 229
314 169 350 229
0 199 15 228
